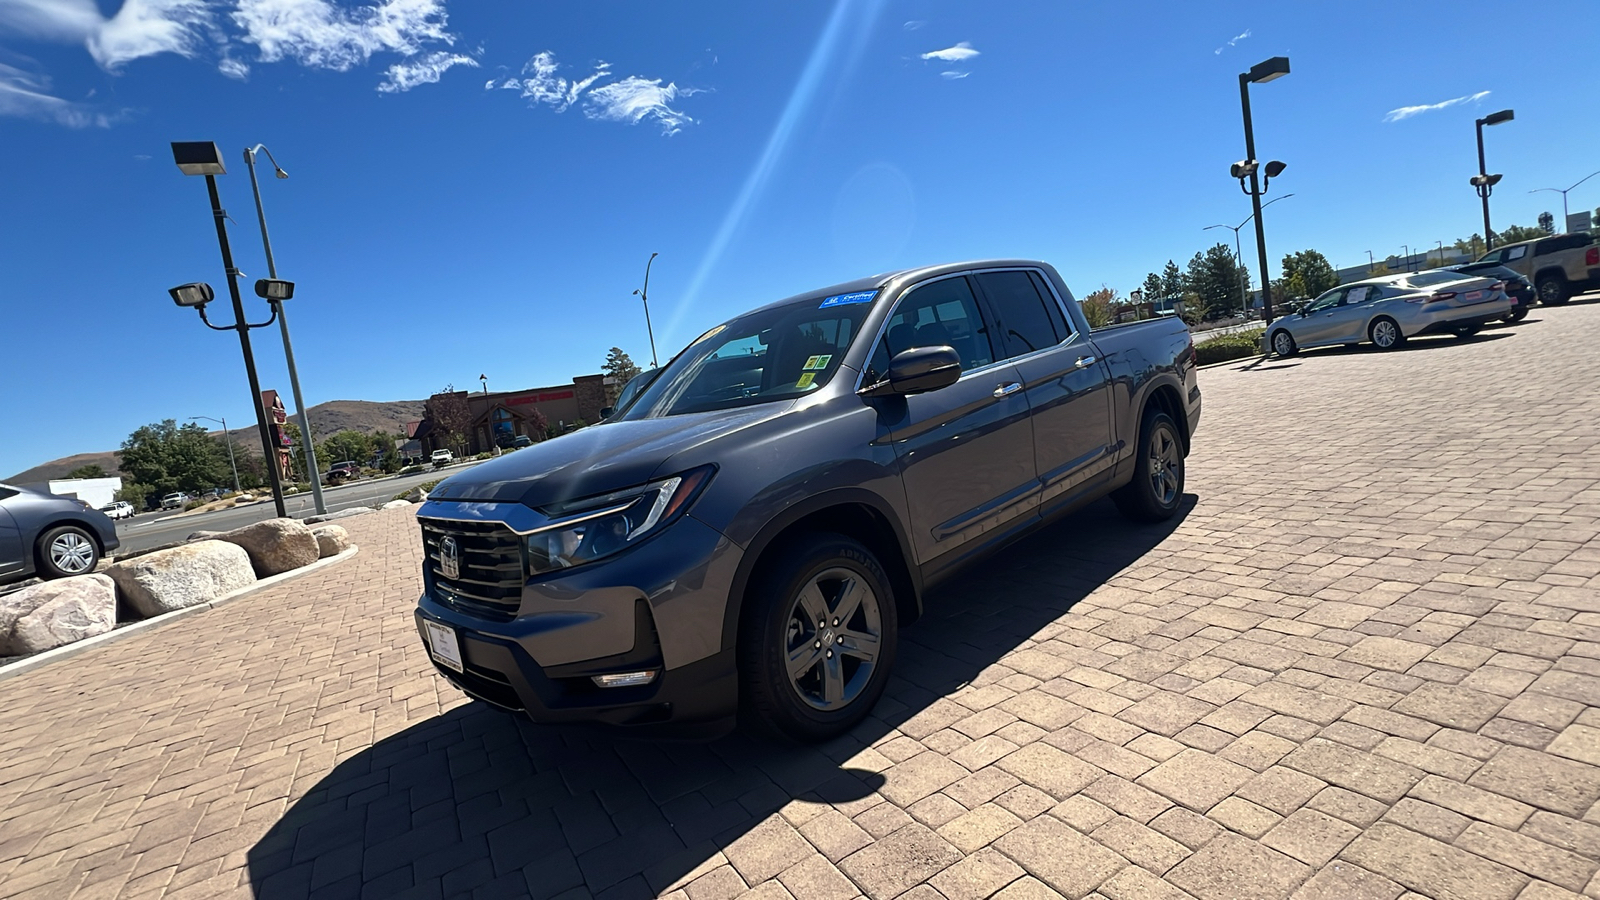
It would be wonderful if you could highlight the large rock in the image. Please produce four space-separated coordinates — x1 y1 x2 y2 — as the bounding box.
1 574 118 655
402 486 429 503
217 518 319 577
106 541 256 618
311 524 350 559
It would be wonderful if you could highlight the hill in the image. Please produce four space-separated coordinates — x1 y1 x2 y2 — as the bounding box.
4 399 427 483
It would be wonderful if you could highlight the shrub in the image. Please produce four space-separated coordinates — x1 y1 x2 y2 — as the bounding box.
398 465 425 476
1193 329 1264 365
183 499 208 511
392 479 443 502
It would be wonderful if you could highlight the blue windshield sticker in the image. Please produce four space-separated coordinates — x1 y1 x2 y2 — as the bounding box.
819 290 877 309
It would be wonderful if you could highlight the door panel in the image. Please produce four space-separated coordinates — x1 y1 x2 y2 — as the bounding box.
0 505 24 577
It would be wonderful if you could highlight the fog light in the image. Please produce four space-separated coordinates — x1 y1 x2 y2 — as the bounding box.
591 670 658 688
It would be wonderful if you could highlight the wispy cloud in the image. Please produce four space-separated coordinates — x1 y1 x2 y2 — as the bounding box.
1214 29 1251 55
940 70 968 80
920 41 978 63
486 51 701 135
1383 90 1489 122
0 60 119 127
378 48 475 93
231 0 455 72
0 0 214 70
902 20 925 31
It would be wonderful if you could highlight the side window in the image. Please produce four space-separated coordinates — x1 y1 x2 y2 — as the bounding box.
1505 245 1528 261
1306 288 1344 312
974 270 1065 359
1027 272 1073 339
866 276 994 382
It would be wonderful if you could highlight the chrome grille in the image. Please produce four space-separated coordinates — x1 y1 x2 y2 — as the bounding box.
419 517 524 621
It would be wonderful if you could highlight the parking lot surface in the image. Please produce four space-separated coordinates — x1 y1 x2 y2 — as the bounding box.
2 302 1598 900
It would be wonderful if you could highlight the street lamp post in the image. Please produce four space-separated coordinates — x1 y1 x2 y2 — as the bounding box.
1205 193 1295 319
190 415 241 493
1366 250 1375 272
1236 56 1291 323
1401 244 1411 271
632 252 660 368
1473 109 1514 250
169 142 288 518
244 144 326 516
1530 170 1600 231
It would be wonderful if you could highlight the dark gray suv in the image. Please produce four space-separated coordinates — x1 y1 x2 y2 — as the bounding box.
414 260 1201 741
0 484 121 584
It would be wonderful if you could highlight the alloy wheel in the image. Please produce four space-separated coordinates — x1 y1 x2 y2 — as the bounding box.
50 532 94 574
783 566 882 711
1372 320 1399 349
1147 425 1181 507
1272 331 1293 356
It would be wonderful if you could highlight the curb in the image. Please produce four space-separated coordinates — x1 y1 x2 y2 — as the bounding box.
0 545 360 684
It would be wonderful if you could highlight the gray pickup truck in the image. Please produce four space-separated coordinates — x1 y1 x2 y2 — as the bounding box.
414 260 1201 741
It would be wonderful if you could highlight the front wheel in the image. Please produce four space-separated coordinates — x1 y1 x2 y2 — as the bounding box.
739 533 898 742
1369 317 1405 350
37 525 99 579
1270 329 1298 358
1112 407 1185 523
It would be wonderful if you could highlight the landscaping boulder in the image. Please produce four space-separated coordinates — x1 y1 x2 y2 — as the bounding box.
187 530 221 542
311 524 350 559
217 518 319 577
382 499 412 510
106 541 255 618
402 486 429 503
1 574 117 655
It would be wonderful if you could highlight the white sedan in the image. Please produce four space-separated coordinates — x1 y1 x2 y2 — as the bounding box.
1267 271 1512 357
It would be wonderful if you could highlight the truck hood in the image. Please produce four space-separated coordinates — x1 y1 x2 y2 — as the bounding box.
424 403 793 508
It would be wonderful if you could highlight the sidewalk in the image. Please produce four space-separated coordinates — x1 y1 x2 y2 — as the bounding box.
1 304 1597 900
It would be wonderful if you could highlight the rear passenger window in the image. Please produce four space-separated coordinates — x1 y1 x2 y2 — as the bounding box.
974 270 1065 359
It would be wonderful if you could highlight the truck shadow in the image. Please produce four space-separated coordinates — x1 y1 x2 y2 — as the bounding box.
245 496 1194 899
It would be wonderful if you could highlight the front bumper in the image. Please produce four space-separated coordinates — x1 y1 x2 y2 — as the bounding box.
414 511 742 730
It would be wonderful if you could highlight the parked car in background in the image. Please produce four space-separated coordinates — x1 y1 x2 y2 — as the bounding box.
98 501 135 520
325 461 361 484
0 484 120 584
160 492 189 510
430 449 454 468
412 259 1202 741
1267 271 1511 357
510 435 534 449
1442 263 1534 322
1475 232 1600 306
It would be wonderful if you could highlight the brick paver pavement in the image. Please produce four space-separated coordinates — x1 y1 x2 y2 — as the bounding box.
3 302 1600 900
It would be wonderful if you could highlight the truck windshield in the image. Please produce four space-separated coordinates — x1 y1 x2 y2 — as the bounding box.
619 293 876 418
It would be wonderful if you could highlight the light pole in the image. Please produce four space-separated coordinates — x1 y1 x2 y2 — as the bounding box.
480 374 500 455
1235 56 1291 323
1530 170 1600 231
1206 193 1295 318
244 144 326 516
169 142 288 518
1473 109 1514 250
190 416 240 490
1436 240 1446 265
632 252 660 368
1366 250 1375 272
1401 244 1411 271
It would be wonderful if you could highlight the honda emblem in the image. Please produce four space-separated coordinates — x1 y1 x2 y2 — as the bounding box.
439 536 460 580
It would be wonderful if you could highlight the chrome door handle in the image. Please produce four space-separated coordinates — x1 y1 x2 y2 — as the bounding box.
993 382 1022 398
1074 355 1097 369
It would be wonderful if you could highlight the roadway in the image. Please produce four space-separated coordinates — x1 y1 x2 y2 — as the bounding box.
111 460 485 555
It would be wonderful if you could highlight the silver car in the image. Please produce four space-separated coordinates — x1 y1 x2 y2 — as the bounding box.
1267 271 1512 357
0 484 121 584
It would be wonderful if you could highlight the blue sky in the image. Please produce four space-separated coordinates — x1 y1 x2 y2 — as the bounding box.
2 0 1597 477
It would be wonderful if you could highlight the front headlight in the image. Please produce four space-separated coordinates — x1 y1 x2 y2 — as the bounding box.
525 466 714 576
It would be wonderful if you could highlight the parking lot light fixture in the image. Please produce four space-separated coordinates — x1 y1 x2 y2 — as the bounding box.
1237 56 1290 323
245 143 325 516
1474 109 1514 250
169 141 288 518
1530 170 1600 228
190 415 241 493
633 252 660 368
1205 192 1294 319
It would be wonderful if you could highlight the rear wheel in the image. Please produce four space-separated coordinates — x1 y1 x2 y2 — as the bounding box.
1269 329 1298 358
36 525 99 579
1112 406 1185 523
1503 306 1528 323
1369 317 1405 350
1538 276 1570 306
739 533 898 742
1453 325 1482 339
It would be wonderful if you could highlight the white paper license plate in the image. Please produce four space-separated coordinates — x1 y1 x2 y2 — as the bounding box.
423 620 464 673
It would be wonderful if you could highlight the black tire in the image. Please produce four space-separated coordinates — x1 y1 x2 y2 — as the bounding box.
1269 329 1298 358
1112 407 1185 523
1537 276 1570 306
738 533 898 742
1503 306 1528 323
1453 325 1482 339
36 525 100 579
1369 317 1405 350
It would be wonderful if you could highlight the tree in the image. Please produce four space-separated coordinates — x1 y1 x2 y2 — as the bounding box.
66 464 106 479
1279 249 1338 302
1139 260 1184 302
116 481 153 509
522 408 549 442
1454 234 1487 259
602 348 642 406
1079 286 1116 328
1592 207 1599 229
323 430 378 467
1538 211 1555 235
1498 224 1546 244
425 386 472 454
1184 244 1251 319
116 420 230 495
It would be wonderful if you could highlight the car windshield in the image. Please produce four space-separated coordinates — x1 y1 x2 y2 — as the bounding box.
619 292 876 418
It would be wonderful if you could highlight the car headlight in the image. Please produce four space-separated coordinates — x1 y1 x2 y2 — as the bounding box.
525 466 714 576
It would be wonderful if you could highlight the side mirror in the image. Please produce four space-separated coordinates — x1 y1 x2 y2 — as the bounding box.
599 407 615 420
860 346 962 397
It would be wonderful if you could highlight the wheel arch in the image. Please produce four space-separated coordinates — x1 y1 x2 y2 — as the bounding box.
33 519 105 569
1140 380 1190 455
1533 265 1568 284
721 490 921 658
